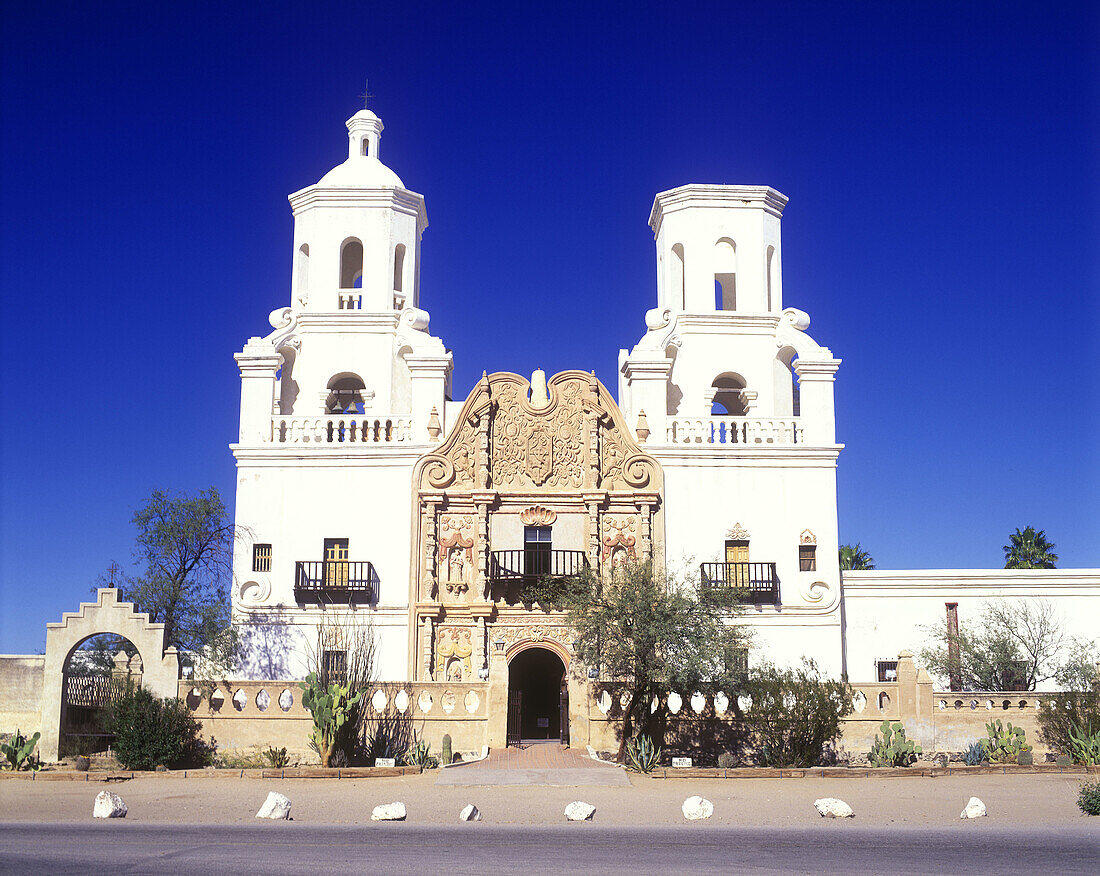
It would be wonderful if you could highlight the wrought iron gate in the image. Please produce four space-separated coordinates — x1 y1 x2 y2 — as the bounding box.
559 681 570 745
507 690 522 747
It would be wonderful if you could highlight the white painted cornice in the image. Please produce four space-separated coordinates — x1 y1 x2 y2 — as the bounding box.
842 569 1100 597
289 186 427 230
650 447 843 466
649 184 789 232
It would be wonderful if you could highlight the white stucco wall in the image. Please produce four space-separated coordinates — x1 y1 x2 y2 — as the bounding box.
842 569 1100 688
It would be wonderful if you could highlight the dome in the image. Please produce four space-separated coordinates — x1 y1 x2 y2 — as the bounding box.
317 155 405 189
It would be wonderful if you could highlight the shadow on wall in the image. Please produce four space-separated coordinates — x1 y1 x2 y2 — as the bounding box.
234 609 301 679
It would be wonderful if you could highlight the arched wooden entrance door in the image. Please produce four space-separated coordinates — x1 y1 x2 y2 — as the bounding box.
506 645 567 746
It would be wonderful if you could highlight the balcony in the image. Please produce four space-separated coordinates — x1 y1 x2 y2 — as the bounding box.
699 562 780 605
488 550 589 586
294 560 375 604
666 417 803 446
272 415 413 445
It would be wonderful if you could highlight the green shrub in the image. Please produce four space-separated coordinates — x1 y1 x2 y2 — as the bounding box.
626 734 661 773
1065 723 1100 766
263 746 290 769
868 721 922 767
402 735 435 769
981 719 1031 764
106 683 211 770
1 729 41 771
741 659 853 767
1038 685 1100 758
1078 779 1100 816
717 752 737 769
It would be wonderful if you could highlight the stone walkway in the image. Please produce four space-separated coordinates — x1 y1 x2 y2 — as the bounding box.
435 741 630 786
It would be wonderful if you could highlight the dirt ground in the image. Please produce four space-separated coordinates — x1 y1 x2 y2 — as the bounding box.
1 772 1095 828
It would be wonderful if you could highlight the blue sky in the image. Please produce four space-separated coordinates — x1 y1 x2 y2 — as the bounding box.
1 1 1097 653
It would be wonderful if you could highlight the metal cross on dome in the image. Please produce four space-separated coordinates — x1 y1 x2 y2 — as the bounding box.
358 79 375 110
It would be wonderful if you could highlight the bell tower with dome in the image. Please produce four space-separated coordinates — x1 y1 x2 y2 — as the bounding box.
229 106 454 681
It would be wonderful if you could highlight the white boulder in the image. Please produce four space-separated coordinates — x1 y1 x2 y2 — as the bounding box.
92 791 127 819
814 797 854 818
564 801 596 821
960 796 987 819
371 802 407 821
256 791 292 820
459 804 481 822
682 795 714 820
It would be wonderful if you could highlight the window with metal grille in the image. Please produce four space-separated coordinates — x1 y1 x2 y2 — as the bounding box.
252 544 272 573
725 647 749 682
322 650 347 685
876 660 898 682
798 544 816 571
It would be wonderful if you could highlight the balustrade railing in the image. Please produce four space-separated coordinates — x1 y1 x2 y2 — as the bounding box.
665 417 803 446
489 549 589 583
272 415 413 445
699 562 780 605
294 560 375 603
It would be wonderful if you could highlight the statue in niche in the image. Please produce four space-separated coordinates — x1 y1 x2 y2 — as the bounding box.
446 658 464 682
447 546 471 594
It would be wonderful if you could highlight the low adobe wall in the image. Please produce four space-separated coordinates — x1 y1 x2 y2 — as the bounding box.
181 679 492 759
0 655 45 735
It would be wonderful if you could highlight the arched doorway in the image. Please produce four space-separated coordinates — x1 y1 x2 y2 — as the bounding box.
507 646 567 746
60 634 138 756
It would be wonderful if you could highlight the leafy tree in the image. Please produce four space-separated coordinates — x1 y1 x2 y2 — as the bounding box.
525 560 749 762
838 544 875 570
1038 642 1100 759
109 488 240 670
919 599 1085 691
1003 526 1058 569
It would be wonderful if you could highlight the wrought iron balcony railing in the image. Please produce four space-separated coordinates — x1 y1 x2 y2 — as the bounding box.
294 560 375 604
489 549 589 584
699 562 780 605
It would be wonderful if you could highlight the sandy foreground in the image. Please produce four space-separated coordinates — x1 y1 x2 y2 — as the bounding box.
0 772 1095 828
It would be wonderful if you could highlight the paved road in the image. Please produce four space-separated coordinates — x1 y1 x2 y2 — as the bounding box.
1 823 1097 874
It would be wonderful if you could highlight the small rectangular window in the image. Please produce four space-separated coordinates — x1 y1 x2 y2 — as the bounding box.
252 544 272 573
799 544 816 572
876 660 898 683
322 650 347 685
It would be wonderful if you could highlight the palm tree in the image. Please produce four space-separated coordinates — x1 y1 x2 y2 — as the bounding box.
839 543 875 570
1003 526 1058 569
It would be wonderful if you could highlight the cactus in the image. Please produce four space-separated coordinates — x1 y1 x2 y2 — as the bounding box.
868 720 922 767
1 729 41 771
402 734 434 769
299 672 362 768
1066 722 1100 766
441 734 452 765
626 734 661 773
981 719 1031 764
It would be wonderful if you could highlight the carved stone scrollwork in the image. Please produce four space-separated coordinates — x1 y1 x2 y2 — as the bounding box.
726 522 751 541
434 627 474 681
491 625 575 652
601 516 638 566
800 529 817 545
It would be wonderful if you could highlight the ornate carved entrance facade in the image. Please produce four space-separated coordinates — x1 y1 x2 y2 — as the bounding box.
407 369 663 743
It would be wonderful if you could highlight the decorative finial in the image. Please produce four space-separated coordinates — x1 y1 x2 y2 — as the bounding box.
358 78 375 110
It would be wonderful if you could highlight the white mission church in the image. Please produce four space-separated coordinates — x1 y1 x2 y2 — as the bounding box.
226 107 1099 742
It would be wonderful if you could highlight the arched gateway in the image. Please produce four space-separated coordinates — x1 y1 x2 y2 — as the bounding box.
39 589 180 761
